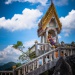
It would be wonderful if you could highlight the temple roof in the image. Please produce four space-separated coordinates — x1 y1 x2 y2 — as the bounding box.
38 3 62 34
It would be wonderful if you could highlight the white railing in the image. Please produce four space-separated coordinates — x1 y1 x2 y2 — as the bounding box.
0 46 75 75
0 71 13 75
14 47 61 75
35 43 52 56
14 47 75 75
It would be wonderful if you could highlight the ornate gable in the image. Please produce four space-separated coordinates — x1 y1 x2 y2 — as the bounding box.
38 3 62 36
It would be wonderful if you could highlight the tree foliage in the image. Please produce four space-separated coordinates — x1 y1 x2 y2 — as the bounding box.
71 41 75 45
16 63 21 67
19 52 30 62
13 41 31 62
13 41 24 49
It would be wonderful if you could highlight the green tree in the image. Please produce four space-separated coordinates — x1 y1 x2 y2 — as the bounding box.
19 52 30 62
16 63 21 67
71 41 75 46
13 41 31 62
13 41 24 49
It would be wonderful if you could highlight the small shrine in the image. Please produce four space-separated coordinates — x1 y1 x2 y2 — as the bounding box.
37 1 62 44
29 1 62 57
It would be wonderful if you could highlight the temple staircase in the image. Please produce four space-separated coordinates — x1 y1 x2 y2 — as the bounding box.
0 44 75 75
14 45 75 75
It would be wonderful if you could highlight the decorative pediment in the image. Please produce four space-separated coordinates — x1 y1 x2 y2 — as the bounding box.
38 3 62 35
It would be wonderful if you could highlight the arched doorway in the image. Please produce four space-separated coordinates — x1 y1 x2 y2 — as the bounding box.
48 29 57 43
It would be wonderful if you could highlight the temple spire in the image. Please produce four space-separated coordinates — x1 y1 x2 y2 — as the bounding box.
51 0 53 4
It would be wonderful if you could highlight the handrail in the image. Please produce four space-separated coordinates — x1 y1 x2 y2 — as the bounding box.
15 47 75 70
15 47 59 70
0 47 75 75
37 43 49 45
0 71 13 73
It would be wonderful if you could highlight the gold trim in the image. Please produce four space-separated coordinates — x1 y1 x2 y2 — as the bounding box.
40 3 62 31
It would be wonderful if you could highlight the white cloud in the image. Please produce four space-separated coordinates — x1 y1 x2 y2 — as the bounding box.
0 39 40 63
5 0 68 6
23 39 39 50
37 3 49 12
64 33 69 37
23 39 40 51
5 0 48 6
24 40 35 48
0 45 22 63
60 10 75 36
37 0 68 15
0 8 43 31
58 35 61 39
54 0 68 6
25 0 48 6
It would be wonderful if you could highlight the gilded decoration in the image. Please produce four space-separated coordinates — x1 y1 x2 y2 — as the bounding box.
40 3 62 31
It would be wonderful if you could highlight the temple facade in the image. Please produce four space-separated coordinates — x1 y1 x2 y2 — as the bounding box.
37 2 62 44
29 1 62 57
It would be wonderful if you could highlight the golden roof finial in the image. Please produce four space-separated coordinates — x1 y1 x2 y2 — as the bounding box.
51 0 53 4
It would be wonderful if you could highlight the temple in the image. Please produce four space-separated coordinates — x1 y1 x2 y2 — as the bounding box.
29 1 62 57
37 2 62 44
1 1 75 75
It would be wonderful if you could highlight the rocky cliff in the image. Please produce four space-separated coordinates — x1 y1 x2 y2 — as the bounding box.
40 55 75 75
66 55 75 75
53 57 72 75
53 55 75 75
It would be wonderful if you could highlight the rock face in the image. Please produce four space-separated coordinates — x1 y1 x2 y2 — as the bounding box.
40 55 75 75
53 57 72 75
66 55 75 75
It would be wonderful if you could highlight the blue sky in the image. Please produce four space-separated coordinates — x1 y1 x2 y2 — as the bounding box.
0 0 75 64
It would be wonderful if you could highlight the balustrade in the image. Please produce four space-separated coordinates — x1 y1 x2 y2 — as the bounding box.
0 71 13 75
35 43 52 56
0 47 74 75
15 48 59 74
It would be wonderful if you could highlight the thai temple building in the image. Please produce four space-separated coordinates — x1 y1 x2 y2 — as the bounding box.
37 1 62 44
29 1 62 58
0 1 75 75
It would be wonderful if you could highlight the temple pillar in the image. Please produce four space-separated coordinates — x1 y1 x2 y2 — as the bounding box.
37 60 39 68
71 49 72 55
18 70 20 75
33 63 34 70
28 65 30 73
35 41 39 56
55 31 59 44
9 73 10 75
44 32 47 43
25 66 27 73
46 30 48 43
41 36 43 43
5 73 6 75
1 73 2 75
42 57 44 65
22 68 24 75
23 67 26 75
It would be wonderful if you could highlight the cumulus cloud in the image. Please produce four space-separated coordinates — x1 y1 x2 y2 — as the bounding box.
54 0 68 6
5 0 48 6
23 39 40 51
0 39 40 63
5 0 68 6
60 10 75 36
0 8 43 31
64 33 69 37
0 45 22 63
58 35 61 39
24 40 35 48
